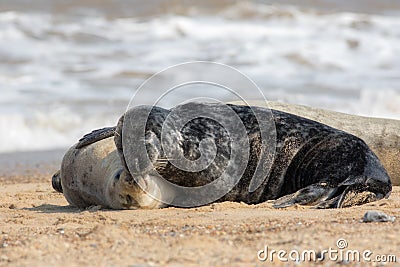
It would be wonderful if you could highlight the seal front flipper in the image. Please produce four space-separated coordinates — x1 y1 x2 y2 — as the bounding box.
76 126 117 149
273 183 340 208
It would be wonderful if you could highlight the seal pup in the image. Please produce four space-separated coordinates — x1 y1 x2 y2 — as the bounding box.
52 102 392 209
52 129 171 209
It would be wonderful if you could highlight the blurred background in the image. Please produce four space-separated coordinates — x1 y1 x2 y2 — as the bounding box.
1 0 400 154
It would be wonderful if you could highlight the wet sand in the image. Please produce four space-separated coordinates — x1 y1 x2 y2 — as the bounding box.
0 159 399 266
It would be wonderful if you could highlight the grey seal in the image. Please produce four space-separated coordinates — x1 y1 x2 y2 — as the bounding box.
52 102 392 209
52 134 168 209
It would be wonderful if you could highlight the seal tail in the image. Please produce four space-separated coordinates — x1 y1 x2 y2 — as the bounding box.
52 170 63 193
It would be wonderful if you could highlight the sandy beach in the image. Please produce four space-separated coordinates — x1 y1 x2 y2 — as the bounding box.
0 157 399 267
1 0 400 266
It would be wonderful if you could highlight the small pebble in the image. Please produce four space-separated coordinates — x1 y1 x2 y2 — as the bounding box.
361 210 396 223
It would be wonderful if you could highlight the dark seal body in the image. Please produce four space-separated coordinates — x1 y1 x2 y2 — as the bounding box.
116 103 392 208
53 102 392 209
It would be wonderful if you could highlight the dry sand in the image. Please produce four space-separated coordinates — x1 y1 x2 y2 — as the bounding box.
0 166 399 267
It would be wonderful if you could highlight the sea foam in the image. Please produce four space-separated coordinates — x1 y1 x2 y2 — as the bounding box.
0 2 399 152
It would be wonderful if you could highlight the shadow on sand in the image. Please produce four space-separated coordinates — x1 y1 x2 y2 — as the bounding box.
24 204 81 214
24 204 116 213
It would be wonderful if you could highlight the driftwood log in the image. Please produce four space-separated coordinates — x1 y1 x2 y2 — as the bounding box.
232 101 400 186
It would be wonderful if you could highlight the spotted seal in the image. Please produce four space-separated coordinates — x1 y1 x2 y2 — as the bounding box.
52 102 392 209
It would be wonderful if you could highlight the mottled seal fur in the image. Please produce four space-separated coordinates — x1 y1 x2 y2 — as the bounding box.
52 102 392 209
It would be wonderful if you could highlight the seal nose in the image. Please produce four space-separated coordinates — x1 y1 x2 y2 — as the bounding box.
52 170 63 193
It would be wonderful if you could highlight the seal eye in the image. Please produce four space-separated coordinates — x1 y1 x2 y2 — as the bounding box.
114 169 123 181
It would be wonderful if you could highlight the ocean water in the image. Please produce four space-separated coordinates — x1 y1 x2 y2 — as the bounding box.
1 0 400 153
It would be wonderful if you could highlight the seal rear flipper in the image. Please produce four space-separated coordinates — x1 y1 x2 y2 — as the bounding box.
52 170 63 193
273 183 339 208
76 126 117 149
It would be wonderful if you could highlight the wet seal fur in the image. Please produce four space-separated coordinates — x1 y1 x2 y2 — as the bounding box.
52 103 392 209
